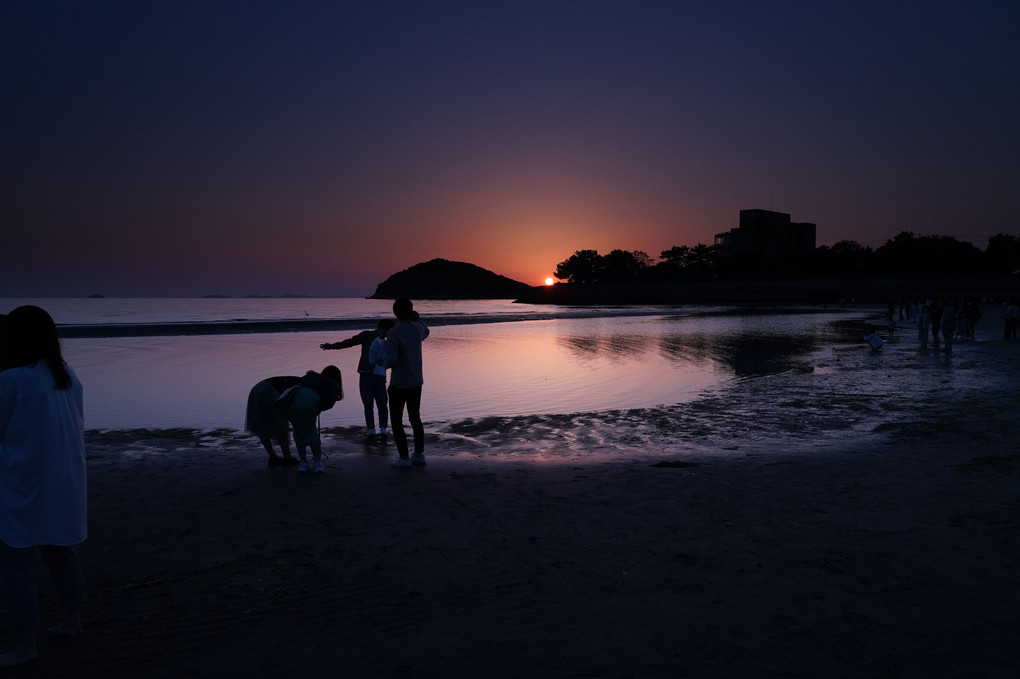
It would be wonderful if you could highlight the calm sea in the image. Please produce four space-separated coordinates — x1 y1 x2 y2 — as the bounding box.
1 298 873 431
16 297 681 329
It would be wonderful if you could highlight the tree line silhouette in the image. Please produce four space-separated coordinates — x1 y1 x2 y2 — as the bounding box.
554 232 1020 284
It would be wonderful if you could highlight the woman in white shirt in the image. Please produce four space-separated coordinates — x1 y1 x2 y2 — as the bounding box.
0 306 87 667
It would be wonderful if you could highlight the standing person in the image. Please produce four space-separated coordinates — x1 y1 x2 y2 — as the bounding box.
916 304 931 349
964 300 981 340
282 366 343 473
245 375 301 466
941 301 957 353
385 298 430 469
929 300 943 348
0 306 87 667
1005 299 1019 340
321 319 395 444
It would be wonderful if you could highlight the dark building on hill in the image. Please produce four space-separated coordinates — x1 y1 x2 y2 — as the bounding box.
713 209 816 259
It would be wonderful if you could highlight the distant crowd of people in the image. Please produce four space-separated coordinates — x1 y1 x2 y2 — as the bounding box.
877 297 1020 352
909 299 972 353
244 297 430 472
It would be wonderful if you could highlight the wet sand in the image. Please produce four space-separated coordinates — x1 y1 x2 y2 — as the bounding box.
10 336 1020 677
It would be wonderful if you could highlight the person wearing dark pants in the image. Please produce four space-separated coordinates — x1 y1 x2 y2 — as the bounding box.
388 384 423 465
321 319 395 444
385 298 430 468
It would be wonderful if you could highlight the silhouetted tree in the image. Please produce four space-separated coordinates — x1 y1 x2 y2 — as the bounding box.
985 233 1020 275
655 246 686 280
657 244 715 280
554 249 603 283
552 226 1015 288
601 249 653 282
875 232 983 276
831 240 872 256
812 239 875 277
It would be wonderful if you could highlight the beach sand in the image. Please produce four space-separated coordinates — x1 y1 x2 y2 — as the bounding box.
9 336 1020 677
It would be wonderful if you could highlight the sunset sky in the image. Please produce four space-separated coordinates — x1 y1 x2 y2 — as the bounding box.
4 1 1019 297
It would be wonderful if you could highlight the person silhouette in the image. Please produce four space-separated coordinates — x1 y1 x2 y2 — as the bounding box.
1005 299 1019 340
916 304 931 349
940 301 957 353
245 375 301 466
282 366 343 473
0 306 87 667
384 298 430 468
321 319 395 444
929 301 943 347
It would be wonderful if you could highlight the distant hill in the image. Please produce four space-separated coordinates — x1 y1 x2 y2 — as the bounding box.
369 259 533 300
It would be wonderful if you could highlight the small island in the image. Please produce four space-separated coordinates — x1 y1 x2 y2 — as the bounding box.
369 258 532 300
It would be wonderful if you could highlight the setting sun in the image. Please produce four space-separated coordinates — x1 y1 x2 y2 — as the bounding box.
544 277 555 286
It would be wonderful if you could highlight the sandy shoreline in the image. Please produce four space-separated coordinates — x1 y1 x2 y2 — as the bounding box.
8 338 1020 677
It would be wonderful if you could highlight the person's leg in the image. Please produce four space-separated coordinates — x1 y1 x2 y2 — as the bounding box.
288 388 319 469
0 541 40 666
406 386 424 455
388 386 409 459
271 413 296 463
247 381 274 463
39 545 84 638
259 437 282 464
373 376 389 435
279 427 296 463
359 373 376 433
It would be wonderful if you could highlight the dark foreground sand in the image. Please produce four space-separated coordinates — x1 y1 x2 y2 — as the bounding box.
8 337 1020 678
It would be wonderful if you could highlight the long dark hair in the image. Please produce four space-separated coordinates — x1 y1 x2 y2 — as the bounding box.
320 364 343 400
0 305 72 390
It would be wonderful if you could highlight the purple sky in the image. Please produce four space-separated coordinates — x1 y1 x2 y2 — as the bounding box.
3 1 1018 297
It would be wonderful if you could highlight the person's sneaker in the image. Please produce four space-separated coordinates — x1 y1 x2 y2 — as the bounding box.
391 457 412 469
297 461 309 473
313 461 324 473
411 454 427 466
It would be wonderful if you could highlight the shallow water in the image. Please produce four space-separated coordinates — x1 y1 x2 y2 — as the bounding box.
64 309 876 431
3 296 686 330
428 321 1013 464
